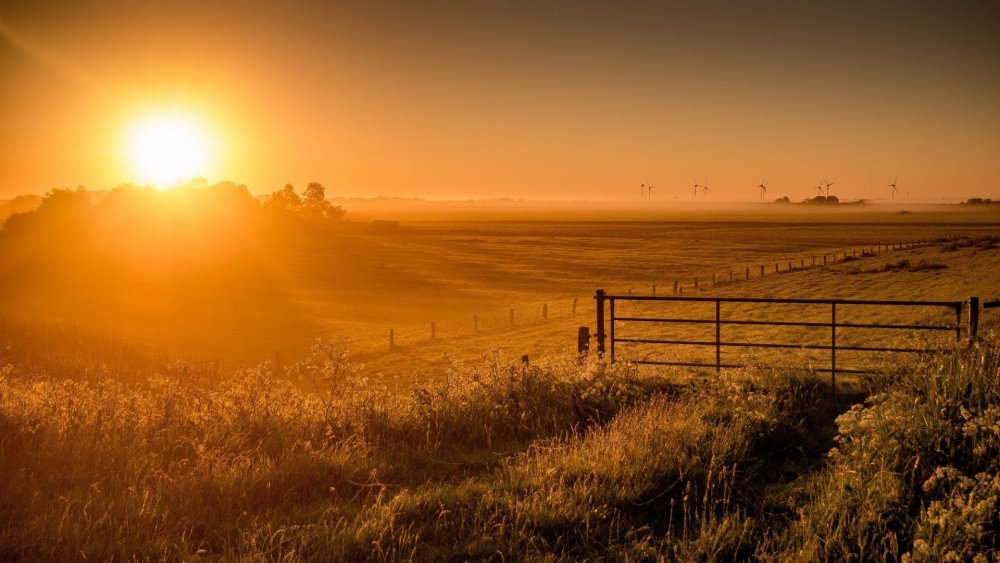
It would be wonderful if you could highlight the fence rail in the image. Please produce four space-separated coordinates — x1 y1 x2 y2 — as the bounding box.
594 290 970 391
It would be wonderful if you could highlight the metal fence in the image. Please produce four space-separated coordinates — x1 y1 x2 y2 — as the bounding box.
592 289 977 390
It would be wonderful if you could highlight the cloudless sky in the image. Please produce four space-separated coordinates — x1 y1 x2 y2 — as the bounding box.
1 0 998 201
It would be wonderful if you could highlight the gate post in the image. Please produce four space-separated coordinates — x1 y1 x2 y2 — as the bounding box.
577 326 590 362
595 289 607 358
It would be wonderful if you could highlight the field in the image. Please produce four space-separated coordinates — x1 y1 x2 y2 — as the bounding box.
2 195 1000 560
2 200 1000 381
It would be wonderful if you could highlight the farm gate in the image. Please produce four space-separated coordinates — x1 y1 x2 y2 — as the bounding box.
589 290 995 391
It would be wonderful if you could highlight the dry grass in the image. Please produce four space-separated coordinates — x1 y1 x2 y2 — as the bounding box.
2 334 997 560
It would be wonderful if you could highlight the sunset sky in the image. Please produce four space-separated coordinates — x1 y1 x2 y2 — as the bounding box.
1 1 998 201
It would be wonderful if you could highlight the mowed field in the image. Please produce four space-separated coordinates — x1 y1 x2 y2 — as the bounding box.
2 204 999 385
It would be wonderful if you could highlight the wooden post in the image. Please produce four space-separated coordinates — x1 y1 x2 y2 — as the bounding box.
760 265 765 276
823 255 827 265
775 263 779 273
577 326 590 361
431 322 436 339
712 273 717 285
595 289 606 357
745 268 750 280
694 278 699 290
543 303 548 320
389 328 395 349
510 309 515 327
800 259 804 268
788 260 793 270
521 354 529 367
628 288 632 296
969 296 980 343
812 256 816 266
652 285 656 296
673 280 679 293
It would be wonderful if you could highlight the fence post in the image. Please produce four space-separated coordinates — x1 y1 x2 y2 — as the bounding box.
652 285 656 296
745 268 750 280
712 273 717 285
775 263 780 273
812 255 816 266
595 289 606 358
673 280 679 294
969 296 980 344
577 326 590 362
760 265 765 276
610 297 616 361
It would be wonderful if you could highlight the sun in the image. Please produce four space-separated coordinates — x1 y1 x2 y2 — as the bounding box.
125 112 216 187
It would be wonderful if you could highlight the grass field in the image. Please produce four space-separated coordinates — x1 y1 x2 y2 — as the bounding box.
2 203 999 382
1 199 1000 560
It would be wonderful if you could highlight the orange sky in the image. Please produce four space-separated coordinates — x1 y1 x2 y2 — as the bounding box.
1 1 998 202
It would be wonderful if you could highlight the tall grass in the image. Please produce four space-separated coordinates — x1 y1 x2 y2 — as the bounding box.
767 335 1000 561
1 333 997 560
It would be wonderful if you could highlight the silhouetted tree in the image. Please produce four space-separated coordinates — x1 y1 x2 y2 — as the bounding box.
262 184 302 217
261 182 344 222
301 182 344 221
1 186 93 238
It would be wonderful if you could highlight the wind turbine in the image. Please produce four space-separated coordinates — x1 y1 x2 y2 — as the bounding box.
888 178 898 199
640 183 645 199
693 178 702 198
647 185 655 199
757 180 768 200
815 183 824 197
824 179 835 197
702 183 711 197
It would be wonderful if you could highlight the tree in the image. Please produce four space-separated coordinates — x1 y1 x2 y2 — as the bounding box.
264 183 302 215
263 182 344 222
300 182 344 221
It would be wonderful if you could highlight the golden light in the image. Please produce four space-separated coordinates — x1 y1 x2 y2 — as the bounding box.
125 112 215 187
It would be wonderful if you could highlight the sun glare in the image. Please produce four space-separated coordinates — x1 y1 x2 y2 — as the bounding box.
126 112 215 187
